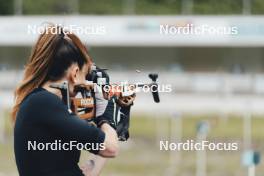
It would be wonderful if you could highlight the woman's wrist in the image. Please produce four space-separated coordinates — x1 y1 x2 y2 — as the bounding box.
100 122 112 130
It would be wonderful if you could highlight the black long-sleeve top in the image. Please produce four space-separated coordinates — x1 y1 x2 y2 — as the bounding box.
14 87 105 176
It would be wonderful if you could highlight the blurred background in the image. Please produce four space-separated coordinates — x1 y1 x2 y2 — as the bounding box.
1 0 264 175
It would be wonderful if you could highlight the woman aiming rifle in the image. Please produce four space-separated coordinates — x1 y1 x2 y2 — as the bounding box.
12 25 121 176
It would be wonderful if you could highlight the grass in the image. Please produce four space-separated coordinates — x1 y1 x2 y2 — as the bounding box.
130 113 264 140
1 112 264 176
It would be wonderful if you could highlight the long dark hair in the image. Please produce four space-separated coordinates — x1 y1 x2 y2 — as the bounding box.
12 24 92 120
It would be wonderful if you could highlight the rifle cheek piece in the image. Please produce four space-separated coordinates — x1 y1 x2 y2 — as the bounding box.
50 81 72 113
50 81 96 120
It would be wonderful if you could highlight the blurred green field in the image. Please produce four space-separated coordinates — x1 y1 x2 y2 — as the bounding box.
1 112 264 176
2 0 264 15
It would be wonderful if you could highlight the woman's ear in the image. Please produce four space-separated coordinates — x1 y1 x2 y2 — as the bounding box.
69 65 79 84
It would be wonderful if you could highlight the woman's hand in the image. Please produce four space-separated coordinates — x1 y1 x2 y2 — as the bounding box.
94 97 118 129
